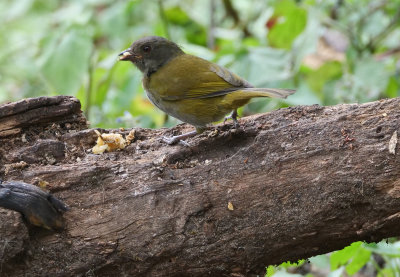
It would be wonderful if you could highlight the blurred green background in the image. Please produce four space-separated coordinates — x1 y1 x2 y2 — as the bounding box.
1 0 400 275
1 0 399 129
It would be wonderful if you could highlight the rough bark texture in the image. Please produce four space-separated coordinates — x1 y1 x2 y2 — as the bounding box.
1 95 400 277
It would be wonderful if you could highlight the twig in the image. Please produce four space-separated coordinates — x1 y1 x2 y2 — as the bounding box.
323 1 398 55
366 5 400 51
207 0 216 49
158 0 171 39
222 0 252 37
84 49 95 120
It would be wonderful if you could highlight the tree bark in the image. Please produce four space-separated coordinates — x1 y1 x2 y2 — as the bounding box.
1 96 400 277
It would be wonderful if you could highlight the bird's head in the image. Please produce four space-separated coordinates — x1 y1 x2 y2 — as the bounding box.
119 36 184 75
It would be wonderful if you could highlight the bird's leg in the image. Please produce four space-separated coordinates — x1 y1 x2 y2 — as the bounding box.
162 130 198 145
224 109 239 128
231 109 239 128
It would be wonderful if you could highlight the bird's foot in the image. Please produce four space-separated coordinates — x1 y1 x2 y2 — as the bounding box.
224 110 240 129
162 130 197 146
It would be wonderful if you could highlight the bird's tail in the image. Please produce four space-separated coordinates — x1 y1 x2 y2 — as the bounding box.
240 88 296 99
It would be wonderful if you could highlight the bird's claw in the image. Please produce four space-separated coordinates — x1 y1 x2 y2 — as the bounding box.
162 130 197 146
178 140 190 147
224 110 240 129
162 136 180 145
232 119 240 129
162 136 191 147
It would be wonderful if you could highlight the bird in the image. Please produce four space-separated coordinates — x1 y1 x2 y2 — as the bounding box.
119 36 295 144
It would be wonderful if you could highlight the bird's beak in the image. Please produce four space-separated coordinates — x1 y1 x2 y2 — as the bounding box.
119 49 133 61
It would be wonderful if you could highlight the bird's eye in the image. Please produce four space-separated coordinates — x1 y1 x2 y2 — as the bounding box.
142 45 151 53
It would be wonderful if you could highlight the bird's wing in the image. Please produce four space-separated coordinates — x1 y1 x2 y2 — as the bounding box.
209 63 253 88
150 54 252 101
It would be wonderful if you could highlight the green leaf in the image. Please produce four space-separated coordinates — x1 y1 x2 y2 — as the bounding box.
164 6 207 46
305 61 343 93
354 57 387 87
267 0 307 49
363 241 400 256
330 242 372 275
232 47 292 85
279 260 305 269
291 8 321 69
266 265 276 277
41 28 93 95
285 81 322 106
97 2 128 39
385 76 399 98
270 271 303 277
330 242 363 270
165 6 190 25
264 260 305 277
345 246 371 275
353 55 390 100
378 268 396 277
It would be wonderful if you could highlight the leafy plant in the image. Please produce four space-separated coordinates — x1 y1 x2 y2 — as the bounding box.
266 240 400 276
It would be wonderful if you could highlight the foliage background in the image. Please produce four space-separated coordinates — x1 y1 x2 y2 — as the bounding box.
1 0 400 275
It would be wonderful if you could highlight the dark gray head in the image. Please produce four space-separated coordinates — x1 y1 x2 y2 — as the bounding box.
119 36 184 76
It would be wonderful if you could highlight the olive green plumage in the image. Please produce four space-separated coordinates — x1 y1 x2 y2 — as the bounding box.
119 36 295 143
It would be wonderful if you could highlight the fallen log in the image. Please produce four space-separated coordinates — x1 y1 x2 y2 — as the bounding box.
0 95 400 276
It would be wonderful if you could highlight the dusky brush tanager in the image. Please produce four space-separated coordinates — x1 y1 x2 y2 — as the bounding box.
119 36 295 144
